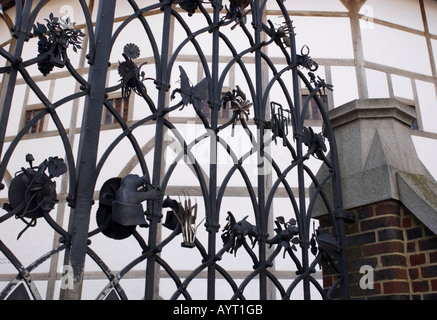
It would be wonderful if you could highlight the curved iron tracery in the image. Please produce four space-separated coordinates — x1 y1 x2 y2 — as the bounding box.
0 0 349 300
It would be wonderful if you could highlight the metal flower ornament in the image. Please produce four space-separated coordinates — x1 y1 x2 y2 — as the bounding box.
118 43 154 101
33 13 85 76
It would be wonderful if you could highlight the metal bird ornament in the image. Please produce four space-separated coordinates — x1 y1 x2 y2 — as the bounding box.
171 66 210 112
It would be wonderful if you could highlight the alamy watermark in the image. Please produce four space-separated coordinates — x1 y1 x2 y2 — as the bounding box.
359 265 374 290
360 5 375 30
60 265 74 290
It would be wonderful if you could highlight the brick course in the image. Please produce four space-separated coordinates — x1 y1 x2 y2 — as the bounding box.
319 199 437 300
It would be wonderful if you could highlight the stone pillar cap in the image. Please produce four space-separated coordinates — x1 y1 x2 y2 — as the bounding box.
312 98 437 235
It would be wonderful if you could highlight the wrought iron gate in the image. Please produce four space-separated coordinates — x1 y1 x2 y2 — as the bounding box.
0 0 350 300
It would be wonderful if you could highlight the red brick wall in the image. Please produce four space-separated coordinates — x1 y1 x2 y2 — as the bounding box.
319 200 437 299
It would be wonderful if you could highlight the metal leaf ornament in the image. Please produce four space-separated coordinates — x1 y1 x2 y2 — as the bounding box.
171 66 209 112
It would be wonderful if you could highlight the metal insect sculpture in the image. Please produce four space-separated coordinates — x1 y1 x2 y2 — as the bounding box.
171 66 210 113
3 154 67 239
297 45 319 72
224 0 252 30
221 85 253 135
33 13 85 76
221 211 259 256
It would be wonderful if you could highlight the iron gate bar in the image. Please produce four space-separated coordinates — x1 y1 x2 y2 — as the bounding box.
59 0 116 300
0 0 351 300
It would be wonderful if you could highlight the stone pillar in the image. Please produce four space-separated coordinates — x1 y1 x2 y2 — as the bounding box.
314 98 437 299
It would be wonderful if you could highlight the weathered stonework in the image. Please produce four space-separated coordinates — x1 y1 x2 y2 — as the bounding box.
313 99 437 299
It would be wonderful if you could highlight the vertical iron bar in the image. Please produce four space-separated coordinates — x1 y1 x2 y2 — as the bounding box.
253 0 268 300
59 0 116 300
0 0 33 159
144 2 173 300
206 0 222 300
288 18 311 299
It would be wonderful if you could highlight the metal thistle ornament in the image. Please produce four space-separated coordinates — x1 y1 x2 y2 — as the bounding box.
33 13 85 76
3 154 67 239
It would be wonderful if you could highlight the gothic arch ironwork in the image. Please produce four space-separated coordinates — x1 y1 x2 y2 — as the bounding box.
0 0 350 300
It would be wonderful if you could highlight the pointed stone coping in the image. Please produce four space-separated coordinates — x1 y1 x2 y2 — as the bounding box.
397 172 437 235
312 99 437 235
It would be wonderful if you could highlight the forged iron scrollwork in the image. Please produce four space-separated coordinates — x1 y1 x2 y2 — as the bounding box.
33 13 85 76
0 0 349 300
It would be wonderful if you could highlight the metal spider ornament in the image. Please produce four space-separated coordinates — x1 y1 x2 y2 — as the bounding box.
221 85 252 134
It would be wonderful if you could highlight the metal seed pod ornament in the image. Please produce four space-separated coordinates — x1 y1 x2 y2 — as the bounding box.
5 154 67 239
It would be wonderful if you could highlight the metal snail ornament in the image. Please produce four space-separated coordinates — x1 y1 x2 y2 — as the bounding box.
96 174 161 240
3 154 67 239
